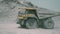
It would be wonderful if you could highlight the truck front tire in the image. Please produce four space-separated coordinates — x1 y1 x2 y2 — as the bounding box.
25 18 39 29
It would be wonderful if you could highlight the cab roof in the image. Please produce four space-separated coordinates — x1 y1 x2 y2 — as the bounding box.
18 7 37 10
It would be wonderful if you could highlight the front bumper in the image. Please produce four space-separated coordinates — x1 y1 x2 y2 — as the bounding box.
18 17 24 19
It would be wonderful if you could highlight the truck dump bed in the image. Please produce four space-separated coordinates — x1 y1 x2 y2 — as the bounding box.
37 8 60 19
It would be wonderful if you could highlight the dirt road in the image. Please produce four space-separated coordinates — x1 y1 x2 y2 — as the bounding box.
0 17 60 34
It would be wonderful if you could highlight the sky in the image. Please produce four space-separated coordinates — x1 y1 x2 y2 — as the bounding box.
26 0 60 12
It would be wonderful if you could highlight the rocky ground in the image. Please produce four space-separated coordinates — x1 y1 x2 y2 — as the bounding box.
0 16 60 34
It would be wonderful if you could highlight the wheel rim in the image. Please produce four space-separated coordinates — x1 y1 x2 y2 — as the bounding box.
25 18 38 29
47 20 54 28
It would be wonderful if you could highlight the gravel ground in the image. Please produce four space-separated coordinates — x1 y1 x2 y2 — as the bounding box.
0 17 60 34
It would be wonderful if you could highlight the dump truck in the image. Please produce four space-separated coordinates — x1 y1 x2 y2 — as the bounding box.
16 7 60 29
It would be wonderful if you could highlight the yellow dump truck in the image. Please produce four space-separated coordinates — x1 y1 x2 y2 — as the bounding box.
16 7 60 29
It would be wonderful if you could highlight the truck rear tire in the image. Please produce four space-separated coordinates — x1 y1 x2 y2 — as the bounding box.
25 18 39 29
43 18 54 29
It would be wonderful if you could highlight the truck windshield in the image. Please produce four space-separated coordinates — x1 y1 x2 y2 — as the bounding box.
25 9 36 14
